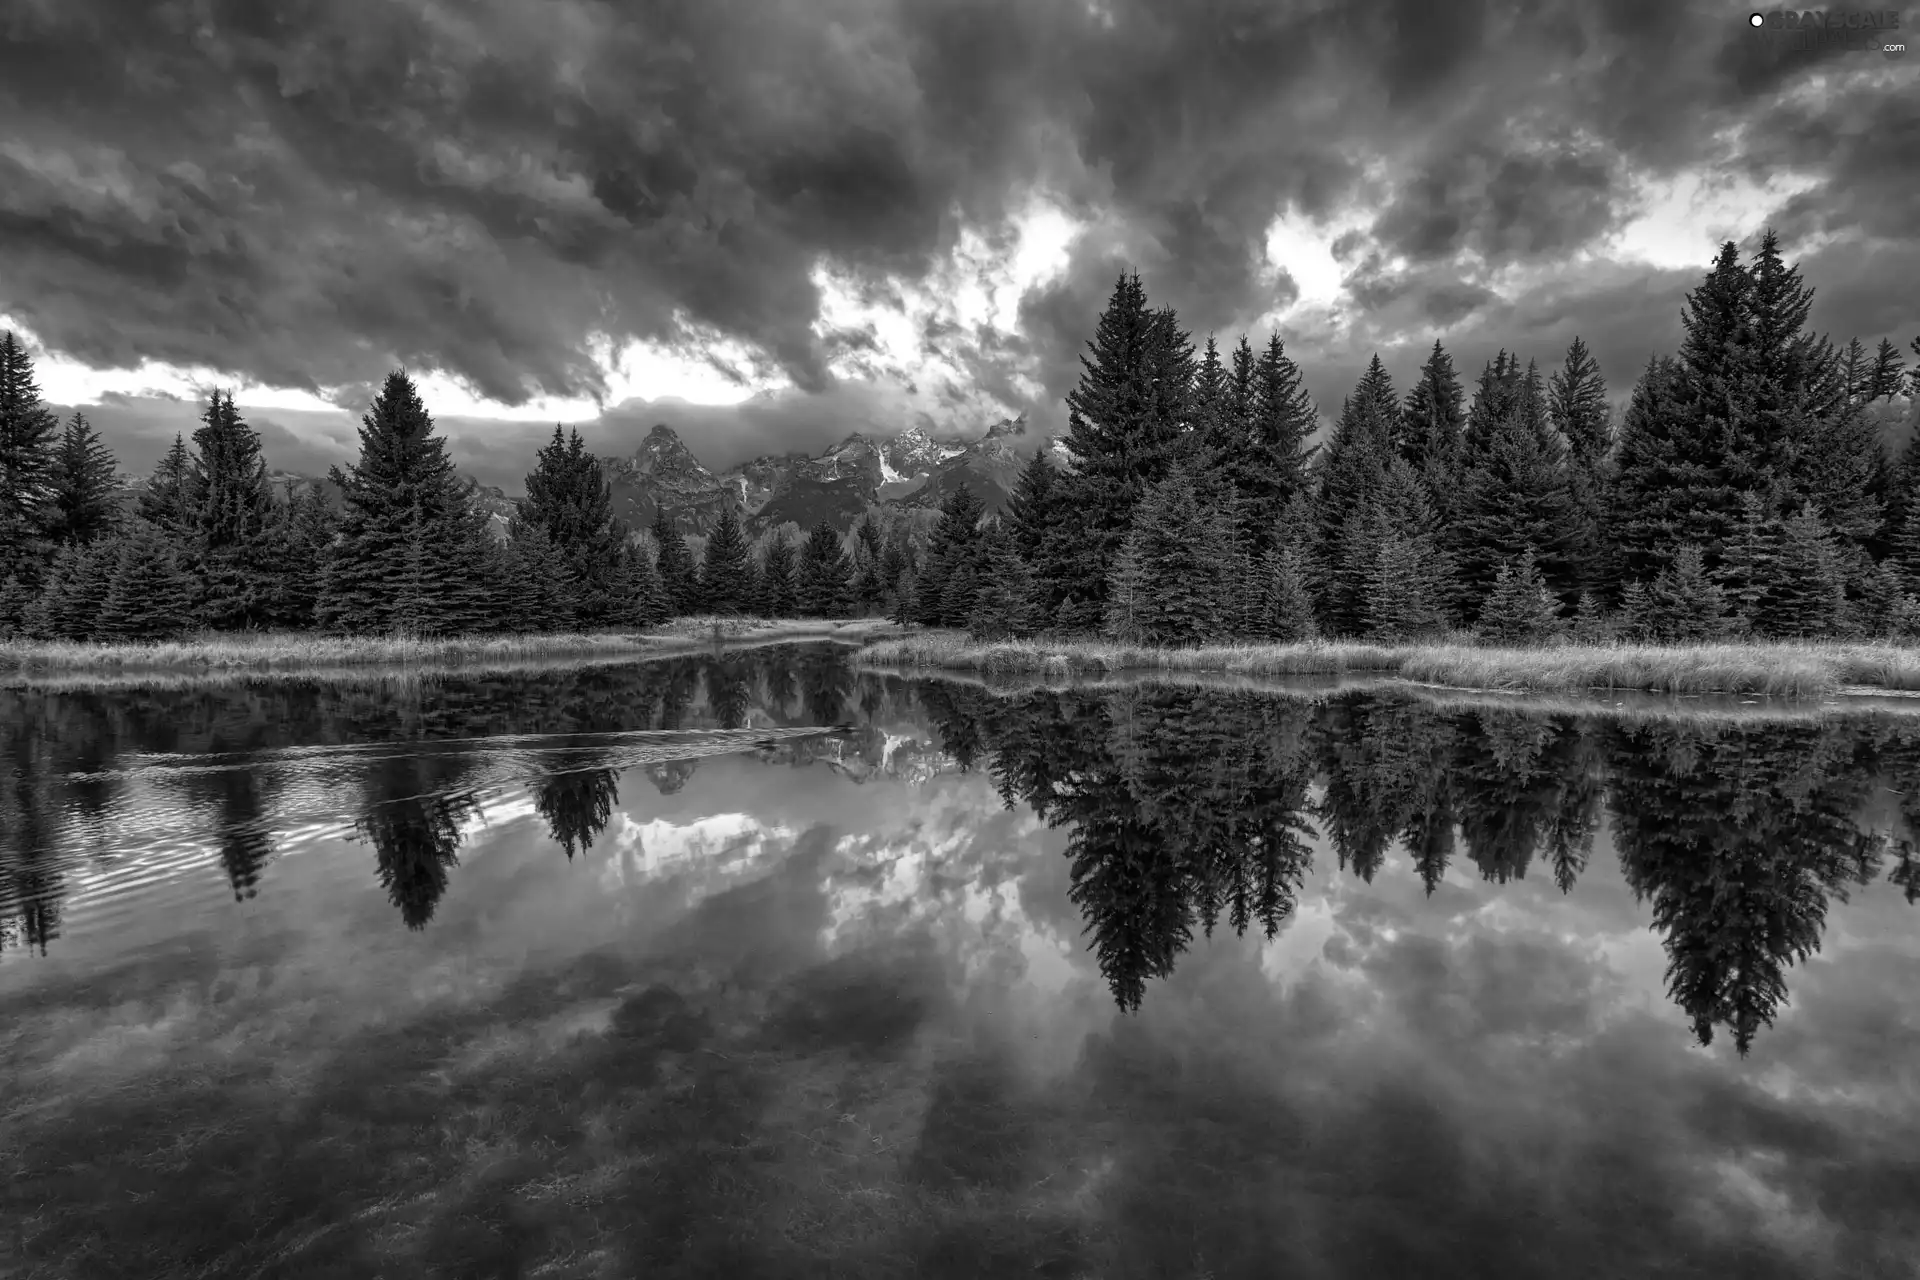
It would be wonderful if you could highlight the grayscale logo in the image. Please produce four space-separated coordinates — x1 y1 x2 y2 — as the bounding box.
1745 8 1908 57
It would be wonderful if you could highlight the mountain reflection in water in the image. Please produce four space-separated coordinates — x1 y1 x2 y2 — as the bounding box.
3 646 1919 1278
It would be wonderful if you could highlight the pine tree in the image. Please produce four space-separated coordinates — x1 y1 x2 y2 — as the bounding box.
797 521 852 618
1115 465 1225 646
1712 489 1779 635
1768 505 1847 637
916 483 985 627
1363 535 1449 642
1004 449 1057 566
187 391 275 630
1103 538 1148 644
967 523 1037 640
0 331 62 593
1241 334 1318 556
516 426 634 626
500 522 580 631
1312 357 1399 634
1451 359 1580 606
649 511 699 617
95 521 197 640
23 538 117 640
1868 338 1906 402
1476 549 1564 645
758 531 799 617
45 412 121 547
317 371 488 635
137 434 195 536
1629 546 1735 643
1569 591 1609 644
256 482 337 629
1259 545 1318 643
1400 340 1467 519
1053 273 1191 622
700 507 752 614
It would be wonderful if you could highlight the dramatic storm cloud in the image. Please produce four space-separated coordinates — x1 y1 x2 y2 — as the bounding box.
0 0 1914 484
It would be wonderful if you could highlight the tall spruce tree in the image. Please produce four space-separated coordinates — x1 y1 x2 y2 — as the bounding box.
700 507 752 614
1400 340 1467 520
138 434 195 536
1311 356 1400 634
1476 549 1564 645
1450 358 1580 609
1548 338 1611 595
516 426 634 626
0 331 61 597
317 371 487 635
797 520 852 618
758 531 799 617
649 511 699 617
916 483 985 627
188 390 274 630
1054 273 1191 626
1242 334 1317 556
94 521 197 640
1868 337 1906 402
1605 355 1690 593
46 412 121 547
1004 449 1057 566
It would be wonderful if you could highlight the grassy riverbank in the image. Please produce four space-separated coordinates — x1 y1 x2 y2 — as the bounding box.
0 616 902 678
857 631 1920 699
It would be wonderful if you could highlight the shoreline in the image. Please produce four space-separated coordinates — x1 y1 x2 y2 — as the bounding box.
0 617 903 683
855 631 1920 700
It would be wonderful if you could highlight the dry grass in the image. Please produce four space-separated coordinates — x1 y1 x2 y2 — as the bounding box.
0 616 907 680
857 631 1920 699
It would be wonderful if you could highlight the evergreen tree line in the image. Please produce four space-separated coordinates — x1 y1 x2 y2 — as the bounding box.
0 350 918 641
914 234 1920 646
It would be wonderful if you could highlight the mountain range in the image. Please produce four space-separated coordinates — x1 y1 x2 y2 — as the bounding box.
109 416 1070 544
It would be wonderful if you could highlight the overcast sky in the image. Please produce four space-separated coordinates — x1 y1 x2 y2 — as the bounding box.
1 0 1915 492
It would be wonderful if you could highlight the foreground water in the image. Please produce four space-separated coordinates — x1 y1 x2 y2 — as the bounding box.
3 647 1919 1279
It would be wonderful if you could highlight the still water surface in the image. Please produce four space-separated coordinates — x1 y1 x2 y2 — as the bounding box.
3 645 1919 1278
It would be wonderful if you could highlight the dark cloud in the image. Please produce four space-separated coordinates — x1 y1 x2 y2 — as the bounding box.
1 0 1914 461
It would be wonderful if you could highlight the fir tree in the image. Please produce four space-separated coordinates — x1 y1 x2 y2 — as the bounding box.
1259 545 1318 643
317 371 488 635
649 511 699 617
46 412 121 546
1004 449 1057 566
137 435 195 536
1112 465 1225 646
1312 356 1400 634
1569 591 1609 644
1712 489 1778 635
187 390 275 630
516 426 634 626
23 539 116 640
255 483 337 629
1628 546 1735 643
1476 549 1564 645
916 483 985 627
1241 333 1317 555
1054 273 1190 622
1363 535 1449 642
1400 340 1467 518
700 506 752 614
500 522 580 631
1767 505 1847 637
1868 337 1906 401
1451 359 1580 606
94 521 197 640
758 531 799 617
797 521 853 618
0 330 61 594
967 523 1037 640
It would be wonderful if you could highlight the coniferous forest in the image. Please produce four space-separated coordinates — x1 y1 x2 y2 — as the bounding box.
2 229 1917 649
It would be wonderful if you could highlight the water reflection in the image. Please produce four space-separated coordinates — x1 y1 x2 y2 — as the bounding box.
4 651 1920 1276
